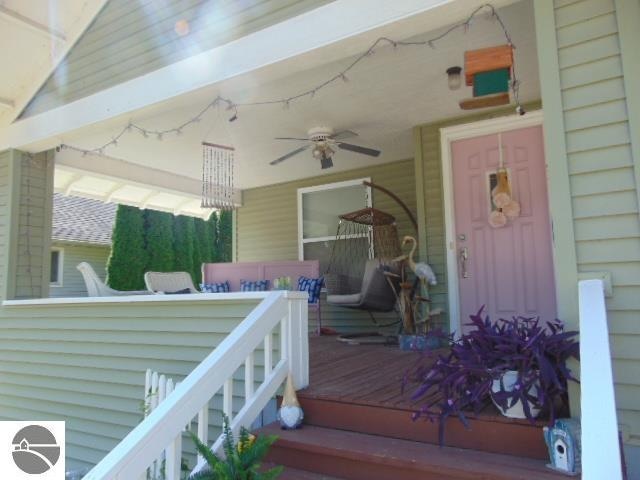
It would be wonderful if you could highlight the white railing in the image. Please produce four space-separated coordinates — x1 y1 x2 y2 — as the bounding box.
578 279 623 480
83 291 309 480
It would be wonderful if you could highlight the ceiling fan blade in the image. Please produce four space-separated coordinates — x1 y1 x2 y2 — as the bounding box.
331 130 358 141
337 142 381 157
269 145 310 165
274 137 309 141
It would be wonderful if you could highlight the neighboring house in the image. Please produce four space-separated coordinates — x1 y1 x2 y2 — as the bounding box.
49 193 115 297
0 1 638 478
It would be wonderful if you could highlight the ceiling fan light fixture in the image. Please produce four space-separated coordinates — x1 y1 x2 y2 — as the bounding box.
320 153 333 170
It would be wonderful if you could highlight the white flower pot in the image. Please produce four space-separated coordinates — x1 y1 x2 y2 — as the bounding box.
490 370 541 419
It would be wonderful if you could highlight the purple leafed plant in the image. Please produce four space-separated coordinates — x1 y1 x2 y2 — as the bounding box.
402 306 580 445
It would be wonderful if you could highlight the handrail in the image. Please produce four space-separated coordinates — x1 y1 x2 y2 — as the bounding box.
83 291 309 480
578 279 623 479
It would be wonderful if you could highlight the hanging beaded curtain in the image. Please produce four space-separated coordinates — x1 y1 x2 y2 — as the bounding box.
325 207 401 295
201 141 236 210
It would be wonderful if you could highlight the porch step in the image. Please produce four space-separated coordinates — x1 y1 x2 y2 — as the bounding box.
263 463 345 479
295 395 549 460
259 423 564 480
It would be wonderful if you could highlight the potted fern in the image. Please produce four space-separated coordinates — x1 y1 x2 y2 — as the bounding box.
403 307 579 444
189 415 282 480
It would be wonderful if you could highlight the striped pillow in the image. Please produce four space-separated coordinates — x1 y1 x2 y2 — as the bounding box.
297 276 324 304
200 281 230 293
240 280 270 292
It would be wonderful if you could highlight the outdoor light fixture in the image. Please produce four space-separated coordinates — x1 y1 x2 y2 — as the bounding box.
320 152 333 170
446 66 462 90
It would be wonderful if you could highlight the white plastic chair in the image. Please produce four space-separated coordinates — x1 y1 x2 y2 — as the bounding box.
76 262 149 296
144 271 199 294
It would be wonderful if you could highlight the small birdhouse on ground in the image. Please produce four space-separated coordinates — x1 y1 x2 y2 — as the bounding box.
543 418 581 476
459 44 514 110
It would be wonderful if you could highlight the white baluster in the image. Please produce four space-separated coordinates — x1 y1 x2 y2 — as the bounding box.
158 375 167 404
280 315 288 362
264 333 273 377
144 369 152 416
223 378 233 420
164 379 182 480
197 403 209 464
245 352 255 400
150 372 159 412
150 371 160 480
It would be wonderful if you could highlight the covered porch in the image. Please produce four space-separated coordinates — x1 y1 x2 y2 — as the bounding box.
0 0 636 477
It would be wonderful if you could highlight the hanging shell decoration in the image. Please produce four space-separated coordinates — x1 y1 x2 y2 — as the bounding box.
489 167 520 228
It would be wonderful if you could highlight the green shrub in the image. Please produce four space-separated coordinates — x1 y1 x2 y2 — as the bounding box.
189 415 281 480
107 205 147 289
144 210 175 272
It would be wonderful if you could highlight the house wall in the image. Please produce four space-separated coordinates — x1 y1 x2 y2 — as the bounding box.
49 242 111 298
0 150 10 300
20 0 334 118
0 150 54 301
534 0 640 454
413 101 542 333
236 159 417 333
0 297 266 472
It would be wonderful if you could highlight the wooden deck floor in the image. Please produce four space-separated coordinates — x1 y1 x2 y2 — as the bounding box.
301 335 428 411
301 335 555 424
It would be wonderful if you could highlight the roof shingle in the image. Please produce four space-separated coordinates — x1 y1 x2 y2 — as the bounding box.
51 193 116 246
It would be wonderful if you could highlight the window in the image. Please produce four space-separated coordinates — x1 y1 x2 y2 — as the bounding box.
50 248 63 286
297 178 371 274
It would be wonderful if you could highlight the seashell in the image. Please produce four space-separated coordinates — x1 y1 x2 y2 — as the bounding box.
493 192 511 208
503 200 521 218
489 210 507 228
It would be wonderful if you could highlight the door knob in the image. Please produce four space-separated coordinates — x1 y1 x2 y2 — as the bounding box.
459 247 469 278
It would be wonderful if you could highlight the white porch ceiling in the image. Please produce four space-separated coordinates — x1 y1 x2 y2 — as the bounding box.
54 0 539 190
0 0 107 126
54 150 229 218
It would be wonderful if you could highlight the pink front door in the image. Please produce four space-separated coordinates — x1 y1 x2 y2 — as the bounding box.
451 125 556 332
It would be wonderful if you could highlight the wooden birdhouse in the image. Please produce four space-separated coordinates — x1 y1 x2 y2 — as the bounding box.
459 44 514 110
543 419 582 476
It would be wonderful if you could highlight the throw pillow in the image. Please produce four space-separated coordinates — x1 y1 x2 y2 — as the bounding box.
297 276 324 304
240 280 270 292
200 281 231 293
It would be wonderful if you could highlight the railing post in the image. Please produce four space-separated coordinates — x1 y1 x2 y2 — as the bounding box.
286 293 309 389
579 279 623 480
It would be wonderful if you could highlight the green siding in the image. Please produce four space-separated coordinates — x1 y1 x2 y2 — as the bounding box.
0 298 266 471
49 242 111 298
414 101 542 331
20 0 334 118
0 150 54 301
0 151 10 300
14 152 54 300
237 159 417 333
536 0 640 446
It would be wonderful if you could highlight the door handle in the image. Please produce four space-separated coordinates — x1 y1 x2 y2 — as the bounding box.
459 247 469 278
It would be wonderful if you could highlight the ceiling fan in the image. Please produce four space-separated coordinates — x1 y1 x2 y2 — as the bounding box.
270 127 381 169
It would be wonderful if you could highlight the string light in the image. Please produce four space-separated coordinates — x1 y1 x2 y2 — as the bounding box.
58 3 522 157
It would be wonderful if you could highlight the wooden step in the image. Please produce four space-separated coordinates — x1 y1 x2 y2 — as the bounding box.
260 423 565 480
263 462 345 479
295 396 549 460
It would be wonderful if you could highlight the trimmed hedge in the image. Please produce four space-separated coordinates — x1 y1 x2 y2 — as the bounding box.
108 208 229 290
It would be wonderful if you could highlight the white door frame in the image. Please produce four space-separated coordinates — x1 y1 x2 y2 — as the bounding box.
439 110 544 336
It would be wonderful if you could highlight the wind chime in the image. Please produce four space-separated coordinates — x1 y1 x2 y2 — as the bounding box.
201 141 236 210
488 133 520 228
